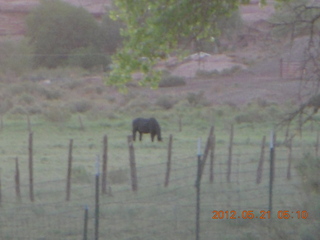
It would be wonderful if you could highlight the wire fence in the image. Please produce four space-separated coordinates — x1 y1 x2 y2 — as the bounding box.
0 129 319 240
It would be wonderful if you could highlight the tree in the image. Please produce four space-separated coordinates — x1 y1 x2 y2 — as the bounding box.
99 11 124 56
26 0 101 68
271 0 320 132
108 0 268 89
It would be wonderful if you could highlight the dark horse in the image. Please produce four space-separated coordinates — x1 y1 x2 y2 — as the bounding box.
132 118 162 142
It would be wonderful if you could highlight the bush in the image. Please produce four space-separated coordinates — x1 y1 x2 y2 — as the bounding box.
26 0 101 68
18 93 35 105
9 82 39 96
9 106 28 115
186 91 210 106
0 38 33 76
44 106 71 122
297 153 320 194
159 75 186 87
68 46 111 70
235 111 264 124
156 95 177 109
38 87 62 100
70 100 92 113
0 98 13 114
196 69 219 78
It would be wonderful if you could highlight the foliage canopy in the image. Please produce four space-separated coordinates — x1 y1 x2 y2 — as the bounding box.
108 0 271 89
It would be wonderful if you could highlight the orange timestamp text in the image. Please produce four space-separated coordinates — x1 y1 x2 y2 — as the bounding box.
212 210 309 220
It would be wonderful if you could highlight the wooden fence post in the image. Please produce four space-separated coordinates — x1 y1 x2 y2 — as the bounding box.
316 132 319 157
0 116 3 130
280 58 283 78
195 150 201 240
27 114 31 133
15 157 21 202
0 168 2 207
78 115 85 131
199 126 214 182
287 138 293 180
164 134 173 187
28 132 34 202
269 131 275 216
66 139 73 201
127 136 138 192
209 134 215 183
94 155 100 240
256 136 266 184
83 205 89 240
101 135 108 195
227 124 234 183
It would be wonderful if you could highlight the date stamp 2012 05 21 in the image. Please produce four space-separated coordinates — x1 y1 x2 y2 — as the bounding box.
211 210 309 220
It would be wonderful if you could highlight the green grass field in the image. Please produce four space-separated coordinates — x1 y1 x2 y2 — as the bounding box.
0 106 319 240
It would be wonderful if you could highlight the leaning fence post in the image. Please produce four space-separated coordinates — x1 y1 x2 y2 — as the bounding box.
15 157 21 202
127 135 138 192
66 139 73 201
227 124 234 183
101 135 108 195
199 126 214 182
256 136 266 184
164 134 173 187
209 134 215 183
28 132 34 202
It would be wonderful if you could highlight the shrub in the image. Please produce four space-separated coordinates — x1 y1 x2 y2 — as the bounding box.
0 38 33 76
186 91 210 106
235 111 264 124
159 75 186 87
70 100 92 113
9 82 39 96
196 69 219 78
297 153 320 194
26 0 101 68
0 98 13 114
156 95 176 109
44 106 71 122
38 87 62 100
18 93 35 105
9 106 28 115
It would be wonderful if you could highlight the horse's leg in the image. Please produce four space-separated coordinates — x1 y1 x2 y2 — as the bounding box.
139 132 142 141
151 133 154 142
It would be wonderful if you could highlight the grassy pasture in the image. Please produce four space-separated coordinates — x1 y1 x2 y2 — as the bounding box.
0 108 319 240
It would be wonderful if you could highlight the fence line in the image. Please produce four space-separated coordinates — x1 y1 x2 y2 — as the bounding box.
0 128 318 240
